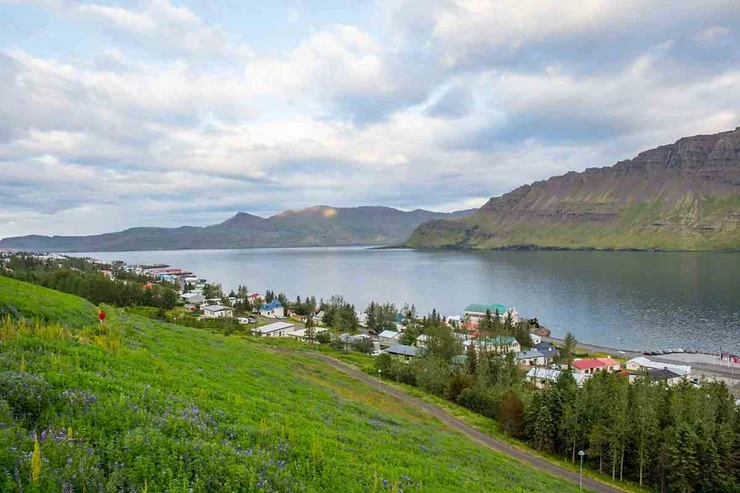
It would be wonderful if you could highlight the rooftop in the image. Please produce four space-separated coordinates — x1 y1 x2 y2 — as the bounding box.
254 321 295 334
516 350 545 360
202 305 231 313
385 344 419 357
464 303 507 314
379 330 400 339
572 357 619 370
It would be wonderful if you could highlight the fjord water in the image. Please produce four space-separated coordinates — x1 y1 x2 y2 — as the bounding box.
78 248 740 353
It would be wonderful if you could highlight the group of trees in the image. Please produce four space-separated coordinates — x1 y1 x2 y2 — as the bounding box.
374 317 740 492
320 295 359 332
525 371 739 491
2 255 178 309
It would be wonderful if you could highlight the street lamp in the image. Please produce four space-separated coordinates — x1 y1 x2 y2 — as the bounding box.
578 450 585 491
378 369 382 380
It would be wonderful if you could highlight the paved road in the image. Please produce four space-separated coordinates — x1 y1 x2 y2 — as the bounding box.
270 348 625 493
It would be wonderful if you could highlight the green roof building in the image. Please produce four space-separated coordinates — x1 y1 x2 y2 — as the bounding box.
464 303 507 315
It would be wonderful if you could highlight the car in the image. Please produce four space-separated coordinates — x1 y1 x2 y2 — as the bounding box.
248 317 256 324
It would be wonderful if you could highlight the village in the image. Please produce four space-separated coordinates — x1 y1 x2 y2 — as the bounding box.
92 257 738 397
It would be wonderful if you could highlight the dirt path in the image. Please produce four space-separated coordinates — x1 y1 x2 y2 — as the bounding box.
271 348 625 493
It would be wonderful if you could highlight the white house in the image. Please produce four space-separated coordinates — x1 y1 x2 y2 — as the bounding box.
415 334 430 348
526 367 588 388
625 356 691 377
253 321 296 338
529 333 542 345
182 293 206 305
463 336 521 354
516 349 546 366
288 327 328 342
628 368 684 386
260 301 285 319
201 305 234 319
378 330 401 347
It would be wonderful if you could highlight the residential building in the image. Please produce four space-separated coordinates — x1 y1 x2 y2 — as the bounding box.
260 301 285 319
378 330 401 347
526 367 588 388
287 327 328 342
516 349 546 366
533 342 560 363
385 344 419 363
464 336 521 354
625 356 691 377
529 333 542 345
181 293 206 305
253 321 296 337
415 334 430 348
628 368 684 386
571 357 621 375
463 303 520 328
201 305 234 319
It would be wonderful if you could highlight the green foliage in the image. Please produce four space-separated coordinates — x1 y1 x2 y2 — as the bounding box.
0 281 585 493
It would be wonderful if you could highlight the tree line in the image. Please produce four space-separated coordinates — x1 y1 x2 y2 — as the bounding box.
374 317 740 492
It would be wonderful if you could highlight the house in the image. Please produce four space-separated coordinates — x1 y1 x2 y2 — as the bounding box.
253 321 296 337
357 312 368 327
516 349 546 366
572 357 621 375
625 356 691 377
181 293 206 305
463 303 520 328
415 334 430 348
526 368 588 388
378 330 401 346
465 336 521 354
385 344 419 363
260 301 285 319
339 333 372 346
530 333 542 345
287 327 328 342
629 368 684 386
534 342 560 363
201 305 234 319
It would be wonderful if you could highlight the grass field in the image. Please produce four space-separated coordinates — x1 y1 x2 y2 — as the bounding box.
0 277 582 492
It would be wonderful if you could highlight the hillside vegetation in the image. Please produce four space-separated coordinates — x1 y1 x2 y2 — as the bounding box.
0 277 579 492
0 206 476 252
406 128 740 251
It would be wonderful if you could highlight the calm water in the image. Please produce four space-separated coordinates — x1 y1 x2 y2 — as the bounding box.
74 247 740 353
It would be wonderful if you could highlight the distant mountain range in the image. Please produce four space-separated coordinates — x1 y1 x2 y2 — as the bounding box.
0 206 477 252
406 128 740 251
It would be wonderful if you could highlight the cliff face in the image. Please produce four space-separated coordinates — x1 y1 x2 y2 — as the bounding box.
0 206 477 252
406 128 740 251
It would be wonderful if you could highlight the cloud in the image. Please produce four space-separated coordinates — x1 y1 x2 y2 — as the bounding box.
1 1 740 238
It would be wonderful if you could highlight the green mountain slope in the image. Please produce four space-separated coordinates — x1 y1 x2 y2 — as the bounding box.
406 128 740 251
0 206 477 252
0 277 579 492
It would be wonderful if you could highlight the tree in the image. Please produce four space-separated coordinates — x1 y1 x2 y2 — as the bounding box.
466 343 478 375
528 391 556 452
561 332 577 366
630 378 659 487
305 315 316 343
666 424 700 493
498 390 525 437
423 324 462 362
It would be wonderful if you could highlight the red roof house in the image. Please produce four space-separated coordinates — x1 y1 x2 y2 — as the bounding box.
572 357 621 374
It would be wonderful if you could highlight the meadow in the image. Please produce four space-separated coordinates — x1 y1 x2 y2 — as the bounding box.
0 276 581 492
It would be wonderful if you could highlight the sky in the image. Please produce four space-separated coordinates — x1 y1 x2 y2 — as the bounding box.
1 0 739 238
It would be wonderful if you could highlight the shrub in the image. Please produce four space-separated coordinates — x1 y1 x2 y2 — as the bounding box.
0 372 57 426
444 374 474 402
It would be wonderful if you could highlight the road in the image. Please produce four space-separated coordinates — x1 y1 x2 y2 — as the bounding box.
270 348 625 493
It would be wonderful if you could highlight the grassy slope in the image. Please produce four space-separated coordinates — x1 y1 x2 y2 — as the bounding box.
407 198 740 251
0 277 581 492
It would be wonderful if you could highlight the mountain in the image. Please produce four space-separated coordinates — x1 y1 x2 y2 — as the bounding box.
0 206 477 252
406 128 740 251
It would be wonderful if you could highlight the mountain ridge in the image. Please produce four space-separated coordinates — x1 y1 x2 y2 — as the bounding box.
405 128 740 251
0 205 478 252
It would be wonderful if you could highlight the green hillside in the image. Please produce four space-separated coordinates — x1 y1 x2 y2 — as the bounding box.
406 129 740 251
0 277 579 492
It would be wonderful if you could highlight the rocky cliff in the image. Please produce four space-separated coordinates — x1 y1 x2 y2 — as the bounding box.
406 128 740 251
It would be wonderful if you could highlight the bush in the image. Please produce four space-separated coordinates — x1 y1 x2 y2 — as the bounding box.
0 372 57 426
444 374 474 402
456 387 499 419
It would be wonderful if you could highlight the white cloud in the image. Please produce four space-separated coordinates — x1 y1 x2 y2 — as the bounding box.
694 25 731 43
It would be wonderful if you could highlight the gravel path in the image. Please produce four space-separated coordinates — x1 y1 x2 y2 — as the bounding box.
271 348 626 493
